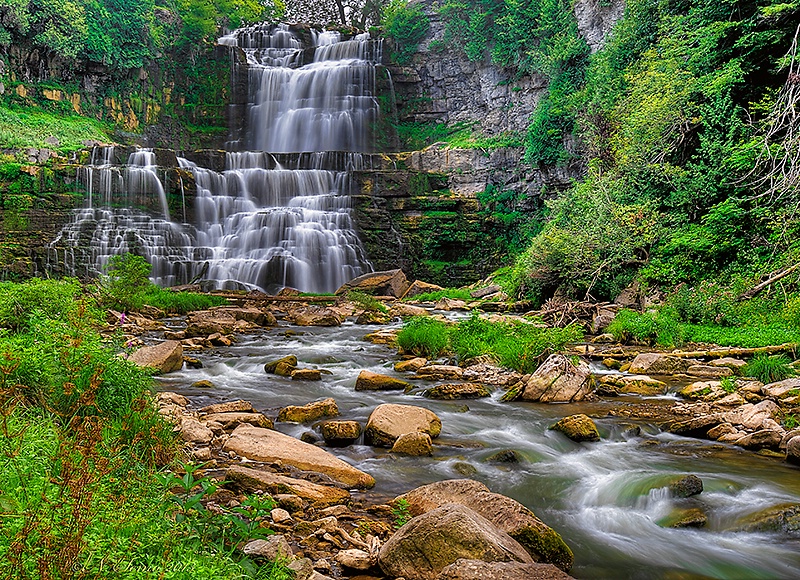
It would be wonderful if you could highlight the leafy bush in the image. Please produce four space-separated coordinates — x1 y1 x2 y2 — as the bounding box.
607 308 686 347
742 354 796 384
382 0 430 65
397 316 450 357
347 290 389 313
404 288 473 302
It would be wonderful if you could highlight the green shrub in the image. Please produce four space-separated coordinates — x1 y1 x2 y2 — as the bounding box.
404 288 473 302
397 316 451 357
347 290 389 313
742 354 796 384
383 0 430 64
0 277 97 331
607 309 686 347
719 376 737 393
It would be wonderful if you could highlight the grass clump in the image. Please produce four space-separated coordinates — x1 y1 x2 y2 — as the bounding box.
347 290 389 313
397 316 451 358
103 253 226 314
742 354 796 384
404 288 473 302
397 313 582 372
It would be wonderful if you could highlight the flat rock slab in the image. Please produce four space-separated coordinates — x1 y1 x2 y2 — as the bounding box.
437 559 576 580
226 464 350 506
223 424 374 489
129 340 183 373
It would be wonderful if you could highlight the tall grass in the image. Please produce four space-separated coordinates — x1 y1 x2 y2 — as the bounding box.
396 313 582 372
0 106 111 152
403 288 473 302
742 354 796 384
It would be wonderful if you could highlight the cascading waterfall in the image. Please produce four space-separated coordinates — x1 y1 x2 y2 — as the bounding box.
51 23 376 293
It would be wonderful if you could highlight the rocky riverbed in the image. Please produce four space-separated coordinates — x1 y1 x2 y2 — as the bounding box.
117 281 800 579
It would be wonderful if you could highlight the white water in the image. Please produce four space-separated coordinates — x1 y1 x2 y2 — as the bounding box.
51 23 376 292
159 320 800 580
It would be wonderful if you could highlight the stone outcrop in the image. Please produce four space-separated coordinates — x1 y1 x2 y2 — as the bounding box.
550 415 600 442
423 383 491 400
594 374 666 396
417 365 464 381
402 279 444 299
390 432 433 456
278 398 339 423
128 340 183 373
378 504 533 580
629 353 700 375
573 0 626 52
365 404 442 447
335 269 410 298
396 479 573 571
226 465 351 507
520 355 594 403
355 370 411 391
437 559 575 580
222 424 375 489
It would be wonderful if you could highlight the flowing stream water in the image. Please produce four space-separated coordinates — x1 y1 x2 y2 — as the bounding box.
51 24 375 293
158 317 800 580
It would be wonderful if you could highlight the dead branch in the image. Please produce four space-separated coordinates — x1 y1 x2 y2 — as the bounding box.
736 261 800 301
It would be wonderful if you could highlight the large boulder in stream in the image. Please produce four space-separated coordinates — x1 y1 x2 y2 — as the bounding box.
365 403 442 447
336 269 410 298
396 479 574 572
378 504 533 580
355 369 411 391
278 397 339 423
222 424 374 489
549 414 600 442
128 340 183 373
519 354 594 403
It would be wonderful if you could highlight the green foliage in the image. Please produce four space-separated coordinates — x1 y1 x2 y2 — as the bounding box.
347 290 389 313
392 497 411 529
102 253 226 313
477 184 540 257
607 308 687 347
0 106 111 151
743 354 796 384
720 376 737 393
382 0 430 64
0 277 94 330
784 414 798 429
397 313 582 372
397 316 450 357
403 288 473 302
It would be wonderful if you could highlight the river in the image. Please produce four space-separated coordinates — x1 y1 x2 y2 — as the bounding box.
158 317 800 579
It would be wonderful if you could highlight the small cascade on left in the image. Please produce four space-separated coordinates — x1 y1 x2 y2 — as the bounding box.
50 145 197 287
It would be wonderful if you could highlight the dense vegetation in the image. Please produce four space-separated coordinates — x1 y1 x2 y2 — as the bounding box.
0 275 291 578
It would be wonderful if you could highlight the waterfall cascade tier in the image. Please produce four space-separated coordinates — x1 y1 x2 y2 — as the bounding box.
51 23 380 293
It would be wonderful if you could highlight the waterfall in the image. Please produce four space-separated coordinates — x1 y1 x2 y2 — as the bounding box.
51 23 377 293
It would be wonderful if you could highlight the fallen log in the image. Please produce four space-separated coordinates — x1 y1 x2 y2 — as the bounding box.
737 262 800 301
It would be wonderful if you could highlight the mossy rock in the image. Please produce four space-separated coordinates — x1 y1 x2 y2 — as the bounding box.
265 355 298 374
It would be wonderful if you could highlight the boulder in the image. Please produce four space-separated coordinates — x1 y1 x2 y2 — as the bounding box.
292 368 322 381
191 379 215 389
291 307 343 327
223 425 374 489
724 400 782 430
470 285 503 300
201 400 254 414
395 357 428 372
628 353 701 375
365 404 442 447
657 508 708 529
417 365 464 381
710 357 747 372
278 398 339 423
520 355 594 403
668 475 703 498
733 429 783 450
437 559 575 580
243 535 293 560
396 479 573 571
271 508 293 524
364 328 400 345
320 421 362 446
403 280 445 299
462 363 522 386
179 417 214 444
336 549 372 571
733 503 800 534
423 383 491 400
666 414 724 438
356 311 392 324
549 415 600 442
203 412 273 430
377 504 533 580
128 340 183 373
390 432 433 456
336 269 410 298
435 297 468 311
594 374 666 396
389 303 430 318
158 392 189 407
591 309 617 334
355 370 411 391
762 378 800 399
226 465 351 506
485 450 521 464
687 364 733 378
786 436 800 464
679 381 727 401
265 355 298 374
185 309 237 337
